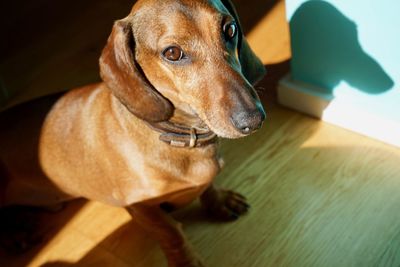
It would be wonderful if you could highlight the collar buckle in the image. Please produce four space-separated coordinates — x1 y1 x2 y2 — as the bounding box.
189 128 197 148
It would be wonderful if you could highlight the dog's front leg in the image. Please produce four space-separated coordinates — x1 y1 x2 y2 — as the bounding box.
200 183 250 221
126 204 205 267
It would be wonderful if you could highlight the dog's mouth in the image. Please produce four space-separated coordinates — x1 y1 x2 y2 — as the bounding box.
180 100 265 139
195 112 246 139
197 108 265 139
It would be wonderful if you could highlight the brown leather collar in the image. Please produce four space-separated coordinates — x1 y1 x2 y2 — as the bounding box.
146 121 218 148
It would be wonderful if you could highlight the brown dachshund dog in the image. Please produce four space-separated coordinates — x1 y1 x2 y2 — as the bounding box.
0 0 266 266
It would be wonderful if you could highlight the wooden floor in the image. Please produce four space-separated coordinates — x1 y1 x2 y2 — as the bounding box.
2 1 400 266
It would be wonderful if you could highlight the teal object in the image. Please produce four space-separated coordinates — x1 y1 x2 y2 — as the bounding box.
286 0 399 127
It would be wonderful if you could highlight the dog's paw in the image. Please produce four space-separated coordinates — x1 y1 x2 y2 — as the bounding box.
201 189 250 221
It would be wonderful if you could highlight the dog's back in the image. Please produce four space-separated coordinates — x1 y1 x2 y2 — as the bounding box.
0 93 70 207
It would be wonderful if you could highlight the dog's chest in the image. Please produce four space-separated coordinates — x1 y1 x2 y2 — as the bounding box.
146 151 221 206
107 144 221 207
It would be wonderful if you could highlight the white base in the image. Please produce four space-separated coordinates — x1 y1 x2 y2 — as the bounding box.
278 74 400 148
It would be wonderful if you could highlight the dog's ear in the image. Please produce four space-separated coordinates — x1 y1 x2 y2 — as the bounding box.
221 0 266 85
99 19 173 122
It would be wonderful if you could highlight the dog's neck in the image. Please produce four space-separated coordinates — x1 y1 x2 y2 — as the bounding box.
146 108 218 148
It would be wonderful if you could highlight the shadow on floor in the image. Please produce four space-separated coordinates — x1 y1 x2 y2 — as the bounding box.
290 0 394 95
0 200 86 267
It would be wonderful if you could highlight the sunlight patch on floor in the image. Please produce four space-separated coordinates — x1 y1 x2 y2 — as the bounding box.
28 202 131 266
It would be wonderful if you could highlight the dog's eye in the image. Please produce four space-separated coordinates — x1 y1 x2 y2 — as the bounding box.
162 46 184 62
223 22 237 40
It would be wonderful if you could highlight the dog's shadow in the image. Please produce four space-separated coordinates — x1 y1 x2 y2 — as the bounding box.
289 0 394 95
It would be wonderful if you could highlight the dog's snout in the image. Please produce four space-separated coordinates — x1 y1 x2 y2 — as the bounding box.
231 107 266 134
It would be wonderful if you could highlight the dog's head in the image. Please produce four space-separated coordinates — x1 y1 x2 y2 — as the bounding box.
100 0 266 138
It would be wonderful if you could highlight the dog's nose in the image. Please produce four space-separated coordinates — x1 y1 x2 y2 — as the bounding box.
231 108 266 134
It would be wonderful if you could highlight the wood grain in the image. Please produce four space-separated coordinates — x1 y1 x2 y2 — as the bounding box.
1 1 400 267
